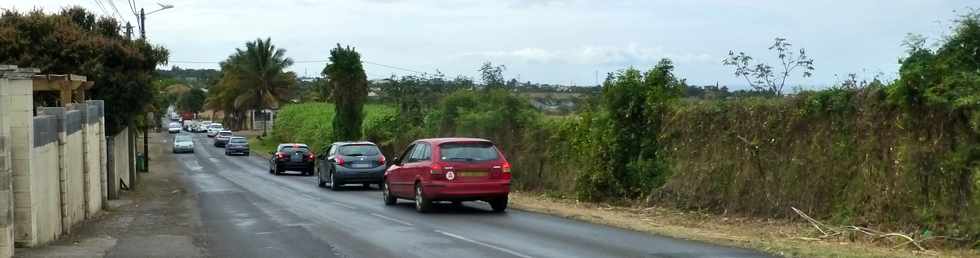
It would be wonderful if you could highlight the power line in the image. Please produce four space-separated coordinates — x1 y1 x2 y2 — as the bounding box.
91 0 112 18
105 0 128 24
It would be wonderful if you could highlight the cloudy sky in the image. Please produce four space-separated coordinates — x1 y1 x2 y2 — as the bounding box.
4 0 974 88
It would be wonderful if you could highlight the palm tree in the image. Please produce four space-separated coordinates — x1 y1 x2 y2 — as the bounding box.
214 38 295 133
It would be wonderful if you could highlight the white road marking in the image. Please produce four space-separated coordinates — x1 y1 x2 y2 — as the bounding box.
182 159 203 171
435 230 533 258
369 213 413 226
330 202 357 210
255 232 274 235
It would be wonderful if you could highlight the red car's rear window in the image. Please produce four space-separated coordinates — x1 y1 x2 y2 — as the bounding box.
439 142 499 162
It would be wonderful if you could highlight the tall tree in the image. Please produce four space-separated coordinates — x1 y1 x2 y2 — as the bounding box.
211 38 295 131
324 44 368 141
176 87 207 116
723 38 814 96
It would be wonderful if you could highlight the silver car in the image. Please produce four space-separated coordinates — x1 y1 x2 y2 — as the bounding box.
172 134 194 153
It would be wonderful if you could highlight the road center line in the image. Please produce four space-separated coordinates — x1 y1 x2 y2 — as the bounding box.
369 213 413 226
434 230 533 258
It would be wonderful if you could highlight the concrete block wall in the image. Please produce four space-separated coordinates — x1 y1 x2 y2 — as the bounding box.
6 74 36 248
0 66 110 254
110 128 131 196
23 115 62 246
37 107 86 234
82 102 104 216
0 66 35 258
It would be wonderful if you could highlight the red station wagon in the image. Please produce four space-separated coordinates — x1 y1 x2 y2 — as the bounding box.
383 138 511 213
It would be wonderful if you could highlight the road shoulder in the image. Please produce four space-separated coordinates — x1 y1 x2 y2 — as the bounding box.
508 192 976 258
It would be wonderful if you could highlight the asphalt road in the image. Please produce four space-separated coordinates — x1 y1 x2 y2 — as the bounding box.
167 132 773 258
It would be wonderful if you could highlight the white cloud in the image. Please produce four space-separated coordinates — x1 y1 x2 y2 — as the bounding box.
458 44 713 66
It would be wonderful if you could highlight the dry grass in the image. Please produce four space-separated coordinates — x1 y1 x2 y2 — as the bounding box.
509 192 980 258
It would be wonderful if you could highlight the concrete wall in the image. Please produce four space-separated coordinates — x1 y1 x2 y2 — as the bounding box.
82 101 104 216
110 128 131 195
0 66 35 258
37 107 87 234
0 66 109 253
21 116 62 246
7 75 36 247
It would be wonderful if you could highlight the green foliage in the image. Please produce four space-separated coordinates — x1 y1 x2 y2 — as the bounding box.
176 88 207 114
0 7 169 135
479 62 506 89
272 103 393 153
577 59 684 201
324 44 368 140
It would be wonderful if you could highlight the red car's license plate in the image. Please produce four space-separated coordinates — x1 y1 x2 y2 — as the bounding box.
458 171 487 177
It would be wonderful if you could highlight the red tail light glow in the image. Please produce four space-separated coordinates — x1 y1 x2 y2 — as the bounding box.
336 156 345 165
430 163 443 174
275 152 286 159
378 155 386 165
307 152 315 160
501 161 512 180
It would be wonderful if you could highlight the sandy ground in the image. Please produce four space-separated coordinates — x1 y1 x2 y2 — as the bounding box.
15 132 205 258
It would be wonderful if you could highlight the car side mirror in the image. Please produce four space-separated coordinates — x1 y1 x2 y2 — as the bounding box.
269 151 275 155
391 156 401 165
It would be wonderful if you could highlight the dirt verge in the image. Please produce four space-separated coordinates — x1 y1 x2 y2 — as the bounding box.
508 192 979 258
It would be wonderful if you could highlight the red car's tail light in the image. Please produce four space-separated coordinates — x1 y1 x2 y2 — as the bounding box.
430 163 443 174
336 156 345 165
501 161 512 180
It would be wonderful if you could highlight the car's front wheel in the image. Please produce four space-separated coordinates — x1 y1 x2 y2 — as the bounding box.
415 184 432 213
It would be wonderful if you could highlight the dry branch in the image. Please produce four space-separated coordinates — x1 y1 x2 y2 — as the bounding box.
790 207 928 251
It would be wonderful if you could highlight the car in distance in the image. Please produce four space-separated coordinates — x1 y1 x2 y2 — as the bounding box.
213 130 233 147
206 123 224 137
224 137 250 156
172 134 194 153
317 142 386 190
167 122 181 134
269 143 315 176
383 138 511 213
196 121 212 133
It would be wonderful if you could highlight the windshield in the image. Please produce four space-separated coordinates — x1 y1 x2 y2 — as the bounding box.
218 132 232 136
339 144 380 156
169 123 180 128
439 142 500 162
209 124 223 129
229 138 247 144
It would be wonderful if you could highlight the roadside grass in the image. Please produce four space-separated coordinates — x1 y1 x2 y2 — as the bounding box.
248 136 277 158
508 192 979 258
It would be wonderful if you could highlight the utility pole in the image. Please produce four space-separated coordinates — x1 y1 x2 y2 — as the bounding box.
139 8 146 40
125 22 133 40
